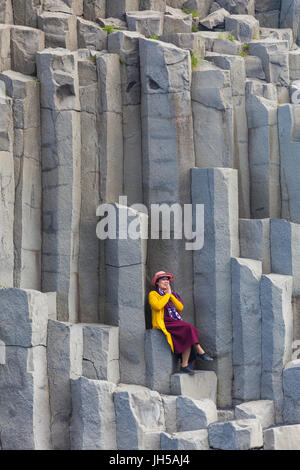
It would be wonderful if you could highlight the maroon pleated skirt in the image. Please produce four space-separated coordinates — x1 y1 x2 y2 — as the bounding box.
164 314 199 354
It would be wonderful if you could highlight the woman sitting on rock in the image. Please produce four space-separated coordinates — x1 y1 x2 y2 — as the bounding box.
149 270 213 375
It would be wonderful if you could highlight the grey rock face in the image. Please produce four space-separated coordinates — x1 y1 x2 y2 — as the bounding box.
231 258 262 403
0 289 51 450
11 26 45 76
209 419 263 450
83 0 106 20
0 71 42 291
104 204 148 387
192 167 239 408
245 84 280 219
161 430 210 449
235 400 275 429
264 424 300 449
199 8 230 29
70 377 117 449
177 396 218 431
114 384 165 450
0 90 14 288
239 219 271 273
145 329 178 394
283 360 300 424
170 370 217 402
225 14 260 42
47 320 83 449
36 48 81 322
127 11 164 37
260 274 293 423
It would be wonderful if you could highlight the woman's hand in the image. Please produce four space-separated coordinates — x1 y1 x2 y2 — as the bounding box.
165 282 172 295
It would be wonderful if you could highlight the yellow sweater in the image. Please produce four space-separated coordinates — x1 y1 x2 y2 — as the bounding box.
148 290 184 353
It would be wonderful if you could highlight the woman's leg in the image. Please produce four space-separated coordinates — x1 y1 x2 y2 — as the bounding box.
194 343 205 355
181 346 191 367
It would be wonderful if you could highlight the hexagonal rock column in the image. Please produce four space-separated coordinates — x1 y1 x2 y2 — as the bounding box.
191 167 239 408
108 31 143 206
0 0 13 24
106 0 140 19
170 370 217 402
145 329 178 395
96 52 124 205
43 0 83 15
231 258 262 404
0 85 14 288
278 104 300 224
36 49 81 323
264 424 300 450
245 86 280 219
0 288 51 450
280 0 300 45
205 53 250 219
239 219 271 274
247 40 289 86
83 0 106 20
208 419 263 450
235 400 275 429
0 71 42 291
161 430 209 450
192 60 234 170
225 14 260 42
38 12 78 51
70 377 117 450
82 324 120 384
114 384 165 450
47 320 83 450
177 396 218 431
283 360 300 424
270 219 300 340
104 203 148 386
10 26 45 76
77 50 101 323
139 37 195 325
260 274 293 423
11 0 42 28
0 25 11 72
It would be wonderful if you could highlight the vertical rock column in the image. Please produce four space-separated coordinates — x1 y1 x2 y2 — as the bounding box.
47 320 83 449
0 288 51 449
231 257 262 404
245 83 280 219
192 60 234 170
191 167 239 408
139 37 195 324
78 50 101 323
104 204 148 386
96 51 124 322
0 71 42 290
108 30 143 206
206 54 250 218
278 104 300 224
36 49 81 322
0 84 14 288
261 274 293 423
270 219 300 341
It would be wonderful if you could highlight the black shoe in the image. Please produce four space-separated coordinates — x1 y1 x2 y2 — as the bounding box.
180 366 195 375
197 352 214 362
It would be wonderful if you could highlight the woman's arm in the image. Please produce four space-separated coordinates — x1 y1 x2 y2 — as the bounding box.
170 294 184 312
149 291 171 310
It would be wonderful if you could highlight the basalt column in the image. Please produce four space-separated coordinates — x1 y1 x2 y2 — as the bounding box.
191 167 239 408
36 49 81 322
139 37 195 324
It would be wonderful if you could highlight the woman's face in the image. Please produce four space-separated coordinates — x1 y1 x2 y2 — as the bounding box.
157 278 170 291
